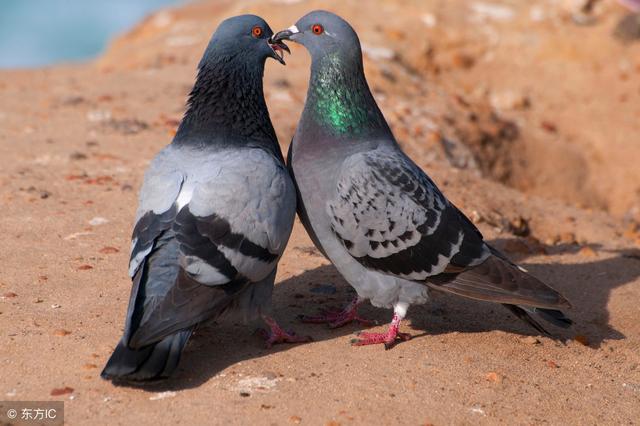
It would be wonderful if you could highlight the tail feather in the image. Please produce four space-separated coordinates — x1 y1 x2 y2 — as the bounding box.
530 307 573 329
428 245 573 335
101 328 192 382
503 304 551 336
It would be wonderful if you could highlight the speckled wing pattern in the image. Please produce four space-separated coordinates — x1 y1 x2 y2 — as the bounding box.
327 149 490 281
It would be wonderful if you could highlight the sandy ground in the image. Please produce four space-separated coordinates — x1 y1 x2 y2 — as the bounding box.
1 0 640 424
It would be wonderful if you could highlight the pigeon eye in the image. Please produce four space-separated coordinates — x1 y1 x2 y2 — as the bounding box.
251 26 263 38
312 24 324 35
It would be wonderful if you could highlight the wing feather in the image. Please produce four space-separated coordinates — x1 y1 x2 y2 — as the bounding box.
328 148 570 311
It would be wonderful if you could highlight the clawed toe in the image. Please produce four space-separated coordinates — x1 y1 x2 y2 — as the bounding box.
299 297 374 329
350 312 410 349
261 315 312 348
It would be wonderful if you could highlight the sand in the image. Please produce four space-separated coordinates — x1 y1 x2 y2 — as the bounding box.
1 0 639 424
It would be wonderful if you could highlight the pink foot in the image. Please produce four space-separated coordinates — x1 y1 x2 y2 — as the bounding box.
350 313 411 350
259 316 312 349
299 297 376 328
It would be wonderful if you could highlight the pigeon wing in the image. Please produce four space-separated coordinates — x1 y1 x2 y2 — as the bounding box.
125 148 296 347
328 149 489 280
328 149 569 309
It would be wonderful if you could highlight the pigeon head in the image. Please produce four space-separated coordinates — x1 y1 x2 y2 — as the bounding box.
174 15 289 148
272 10 361 63
273 11 391 142
202 15 290 66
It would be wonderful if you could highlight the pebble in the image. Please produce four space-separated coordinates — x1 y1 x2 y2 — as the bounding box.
421 14 437 28
489 90 530 111
578 246 597 257
99 246 119 254
87 110 112 123
521 336 541 345
471 2 515 21
89 217 109 226
50 387 74 396
485 371 503 383
149 391 177 401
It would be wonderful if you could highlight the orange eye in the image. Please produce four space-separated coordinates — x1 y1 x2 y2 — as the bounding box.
251 26 263 38
312 24 324 35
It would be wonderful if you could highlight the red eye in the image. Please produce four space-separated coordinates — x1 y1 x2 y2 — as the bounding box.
312 24 324 35
251 26 263 38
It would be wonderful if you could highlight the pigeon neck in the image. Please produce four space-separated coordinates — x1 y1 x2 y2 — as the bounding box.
303 52 392 141
174 56 279 150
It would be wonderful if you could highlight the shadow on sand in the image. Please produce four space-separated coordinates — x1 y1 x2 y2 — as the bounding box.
126 238 640 391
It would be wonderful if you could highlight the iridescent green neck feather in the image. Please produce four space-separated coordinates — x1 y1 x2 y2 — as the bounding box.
306 53 390 139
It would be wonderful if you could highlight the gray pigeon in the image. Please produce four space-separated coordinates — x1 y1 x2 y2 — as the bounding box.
273 11 572 349
101 15 307 382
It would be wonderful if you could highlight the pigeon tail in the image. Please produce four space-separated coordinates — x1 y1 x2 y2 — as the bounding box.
101 328 193 382
503 304 572 337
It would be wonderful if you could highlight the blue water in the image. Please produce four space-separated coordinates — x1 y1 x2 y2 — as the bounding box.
0 0 184 68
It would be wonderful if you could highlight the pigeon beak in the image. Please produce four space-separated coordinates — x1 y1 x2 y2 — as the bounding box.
272 25 300 43
267 38 290 65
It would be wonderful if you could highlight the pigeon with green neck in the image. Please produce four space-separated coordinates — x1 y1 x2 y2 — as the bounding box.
273 11 572 349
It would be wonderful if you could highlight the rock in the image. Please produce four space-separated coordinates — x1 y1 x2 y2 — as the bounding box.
87 110 112 123
53 329 71 336
99 246 119 254
489 90 531 111
149 391 177 400
541 120 558 133
521 336 541 345
563 0 603 25
70 151 88 160
485 371 503 383
509 216 531 237
451 52 476 70
559 232 577 245
578 246 597 257
89 217 109 226
471 2 515 21
421 13 437 28
50 387 74 396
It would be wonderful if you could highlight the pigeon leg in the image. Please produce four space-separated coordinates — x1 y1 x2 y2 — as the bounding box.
259 315 312 349
351 302 412 350
299 297 375 328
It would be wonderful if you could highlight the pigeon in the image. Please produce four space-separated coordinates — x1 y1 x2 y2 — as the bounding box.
272 11 572 349
101 15 307 382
